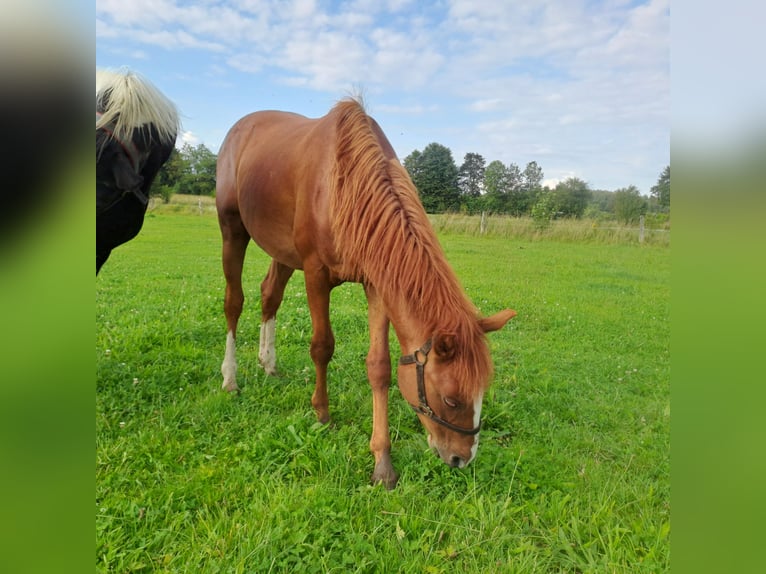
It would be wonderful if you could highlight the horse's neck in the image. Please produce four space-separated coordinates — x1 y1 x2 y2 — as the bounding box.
382 282 470 356
385 305 430 357
377 240 473 354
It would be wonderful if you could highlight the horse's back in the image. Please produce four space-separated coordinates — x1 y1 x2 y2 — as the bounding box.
216 110 336 270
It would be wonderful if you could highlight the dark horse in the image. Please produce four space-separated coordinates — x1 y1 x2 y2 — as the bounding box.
216 99 515 488
96 69 179 273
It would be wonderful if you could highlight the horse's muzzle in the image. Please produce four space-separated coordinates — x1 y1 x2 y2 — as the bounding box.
428 434 474 469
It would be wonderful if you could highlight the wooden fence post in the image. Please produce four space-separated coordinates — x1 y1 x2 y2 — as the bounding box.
639 215 645 243
480 211 487 235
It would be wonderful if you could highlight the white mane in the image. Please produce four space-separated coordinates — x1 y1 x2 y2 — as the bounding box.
96 68 179 146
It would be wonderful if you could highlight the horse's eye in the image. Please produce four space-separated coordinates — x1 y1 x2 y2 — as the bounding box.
443 397 459 408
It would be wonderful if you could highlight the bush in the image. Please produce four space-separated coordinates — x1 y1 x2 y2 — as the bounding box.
530 194 555 230
151 184 174 204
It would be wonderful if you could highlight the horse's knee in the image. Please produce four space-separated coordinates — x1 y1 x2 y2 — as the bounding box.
310 333 335 366
224 288 244 318
365 355 391 390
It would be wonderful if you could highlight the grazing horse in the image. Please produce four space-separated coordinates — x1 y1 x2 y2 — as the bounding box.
216 99 515 488
96 68 179 273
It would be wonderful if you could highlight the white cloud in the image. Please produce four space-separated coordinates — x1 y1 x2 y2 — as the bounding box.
95 19 118 38
178 130 200 148
96 0 669 192
96 0 175 26
470 99 504 112
279 30 369 91
290 0 317 20
131 28 227 52
226 52 268 74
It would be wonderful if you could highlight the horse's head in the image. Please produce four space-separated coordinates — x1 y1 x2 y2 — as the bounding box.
96 70 178 208
96 69 179 272
398 309 516 468
97 116 171 200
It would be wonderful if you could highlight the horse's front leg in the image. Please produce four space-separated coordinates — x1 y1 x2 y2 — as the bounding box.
303 260 335 424
364 284 397 489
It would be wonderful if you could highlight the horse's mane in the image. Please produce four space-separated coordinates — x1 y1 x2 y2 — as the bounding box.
96 68 179 146
328 99 492 393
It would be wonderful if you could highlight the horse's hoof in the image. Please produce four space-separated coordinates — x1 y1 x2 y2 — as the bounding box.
371 469 398 490
222 380 240 393
258 354 276 376
316 411 330 425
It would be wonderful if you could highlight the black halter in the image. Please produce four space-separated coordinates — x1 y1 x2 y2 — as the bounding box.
399 339 481 436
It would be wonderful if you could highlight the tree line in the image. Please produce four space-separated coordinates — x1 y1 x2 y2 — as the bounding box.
150 143 217 202
404 143 669 224
152 141 670 225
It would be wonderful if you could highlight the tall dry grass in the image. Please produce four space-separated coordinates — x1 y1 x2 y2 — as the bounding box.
429 213 670 246
152 195 670 246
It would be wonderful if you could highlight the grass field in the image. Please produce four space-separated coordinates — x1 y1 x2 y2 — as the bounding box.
96 199 670 572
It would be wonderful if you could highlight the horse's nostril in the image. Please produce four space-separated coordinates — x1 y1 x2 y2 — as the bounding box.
448 455 464 468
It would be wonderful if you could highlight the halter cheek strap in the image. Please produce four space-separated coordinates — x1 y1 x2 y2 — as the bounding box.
96 111 142 173
399 339 481 436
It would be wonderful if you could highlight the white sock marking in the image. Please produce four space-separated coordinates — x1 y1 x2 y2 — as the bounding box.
221 330 238 391
259 318 276 375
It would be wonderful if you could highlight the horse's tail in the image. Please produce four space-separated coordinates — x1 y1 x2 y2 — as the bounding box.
96 68 179 146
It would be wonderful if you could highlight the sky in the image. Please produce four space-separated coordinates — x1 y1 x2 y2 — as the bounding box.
96 0 670 194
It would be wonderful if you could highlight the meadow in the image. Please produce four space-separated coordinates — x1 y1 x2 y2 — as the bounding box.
96 196 669 573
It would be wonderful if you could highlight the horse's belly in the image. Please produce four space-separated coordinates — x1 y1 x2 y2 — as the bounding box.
247 219 304 270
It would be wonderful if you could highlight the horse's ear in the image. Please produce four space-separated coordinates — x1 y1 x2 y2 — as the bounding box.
479 309 517 333
433 333 457 361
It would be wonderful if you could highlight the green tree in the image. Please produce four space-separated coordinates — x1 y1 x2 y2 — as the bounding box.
403 143 459 212
589 189 614 213
403 150 423 185
149 143 219 200
551 177 592 218
483 161 525 214
512 161 543 215
651 165 670 211
177 143 217 196
149 147 186 203
457 153 485 198
613 185 648 224
522 161 544 191
483 160 509 213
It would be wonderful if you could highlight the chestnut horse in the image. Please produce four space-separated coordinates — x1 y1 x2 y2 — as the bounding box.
96 68 179 273
216 99 515 488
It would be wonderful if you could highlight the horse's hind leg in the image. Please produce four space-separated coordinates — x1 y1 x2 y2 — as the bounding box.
220 215 250 392
259 260 294 375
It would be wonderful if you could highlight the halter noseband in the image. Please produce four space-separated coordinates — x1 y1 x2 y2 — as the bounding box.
399 339 481 436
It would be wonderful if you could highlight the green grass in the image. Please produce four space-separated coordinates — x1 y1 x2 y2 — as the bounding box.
97 199 669 572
